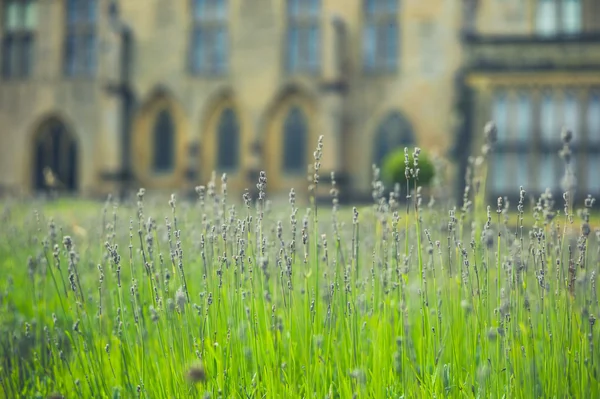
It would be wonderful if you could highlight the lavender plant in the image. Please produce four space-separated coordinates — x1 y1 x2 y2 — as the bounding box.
0 126 598 398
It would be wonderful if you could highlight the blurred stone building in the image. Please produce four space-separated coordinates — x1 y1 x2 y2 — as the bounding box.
0 0 598 202
461 0 600 202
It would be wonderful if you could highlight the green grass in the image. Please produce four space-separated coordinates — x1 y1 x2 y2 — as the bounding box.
0 162 599 398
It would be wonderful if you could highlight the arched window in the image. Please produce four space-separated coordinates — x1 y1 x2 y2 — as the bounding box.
152 109 175 172
282 106 307 173
34 119 78 191
373 111 414 167
217 107 239 170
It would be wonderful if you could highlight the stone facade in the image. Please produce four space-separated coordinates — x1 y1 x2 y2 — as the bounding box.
8 1 598 203
460 0 600 202
0 0 464 201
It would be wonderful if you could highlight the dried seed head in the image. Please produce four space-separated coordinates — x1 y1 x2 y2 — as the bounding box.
186 363 207 383
484 121 497 144
561 127 573 144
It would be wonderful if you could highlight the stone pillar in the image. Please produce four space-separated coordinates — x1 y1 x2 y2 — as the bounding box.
99 8 128 197
316 15 348 203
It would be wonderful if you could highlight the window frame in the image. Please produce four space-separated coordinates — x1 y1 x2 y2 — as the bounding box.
362 0 400 75
189 0 229 76
535 0 583 37
1 0 36 80
285 0 321 75
63 0 98 78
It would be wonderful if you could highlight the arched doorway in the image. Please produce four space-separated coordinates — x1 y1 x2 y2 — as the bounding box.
373 111 415 167
33 119 78 192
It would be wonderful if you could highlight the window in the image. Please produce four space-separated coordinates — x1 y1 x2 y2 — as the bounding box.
588 154 600 194
536 0 557 36
540 93 557 143
2 0 36 79
539 152 558 192
34 119 78 191
373 111 414 167
152 109 175 172
536 0 582 36
562 0 581 34
492 92 508 142
588 93 600 144
563 93 579 143
363 0 399 73
491 152 508 194
516 93 531 143
286 0 320 73
217 107 239 171
190 0 228 75
516 154 530 188
64 0 97 77
282 106 307 173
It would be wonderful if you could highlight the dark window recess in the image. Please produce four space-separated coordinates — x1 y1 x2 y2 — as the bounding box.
217 107 239 171
1 0 37 79
64 0 97 77
190 0 228 75
33 120 78 192
152 109 176 172
282 106 308 173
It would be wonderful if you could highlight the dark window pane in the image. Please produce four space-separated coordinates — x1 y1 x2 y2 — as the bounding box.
386 22 397 70
67 0 78 24
87 0 97 22
5 1 21 30
214 27 227 73
283 106 307 173
288 0 299 17
24 0 37 29
287 26 298 71
363 23 375 69
21 34 33 77
194 0 206 20
64 34 76 75
308 24 319 70
2 37 14 78
215 0 226 20
308 0 320 16
217 108 239 170
153 110 176 172
67 140 77 190
191 27 203 73
84 33 96 74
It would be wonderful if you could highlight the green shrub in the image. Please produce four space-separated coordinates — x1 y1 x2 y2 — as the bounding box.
382 148 435 187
